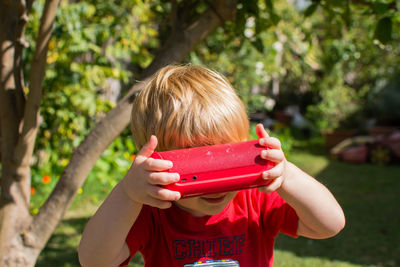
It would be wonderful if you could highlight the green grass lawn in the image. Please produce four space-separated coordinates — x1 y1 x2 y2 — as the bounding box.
274 152 400 267
37 150 400 267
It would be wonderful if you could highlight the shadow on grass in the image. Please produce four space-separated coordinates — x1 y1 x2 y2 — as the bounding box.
275 158 400 267
36 217 87 267
37 216 144 267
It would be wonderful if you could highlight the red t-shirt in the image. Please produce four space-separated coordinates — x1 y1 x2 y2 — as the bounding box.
122 189 298 267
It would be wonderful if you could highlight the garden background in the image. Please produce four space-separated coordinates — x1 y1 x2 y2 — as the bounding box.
0 0 399 266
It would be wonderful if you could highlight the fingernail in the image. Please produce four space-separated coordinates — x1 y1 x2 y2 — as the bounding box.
261 150 268 158
263 171 269 179
260 139 266 146
175 192 181 200
175 173 180 181
167 161 173 168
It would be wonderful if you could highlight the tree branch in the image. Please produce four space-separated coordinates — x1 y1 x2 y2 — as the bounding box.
13 0 31 127
170 0 179 33
27 0 237 249
350 0 397 11
13 0 60 189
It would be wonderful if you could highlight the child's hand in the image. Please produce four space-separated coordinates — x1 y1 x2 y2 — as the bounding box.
121 135 181 209
256 123 287 193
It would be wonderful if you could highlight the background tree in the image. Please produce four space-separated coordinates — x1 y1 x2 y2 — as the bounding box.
0 0 398 266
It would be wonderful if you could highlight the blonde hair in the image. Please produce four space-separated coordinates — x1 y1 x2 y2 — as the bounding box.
131 65 249 151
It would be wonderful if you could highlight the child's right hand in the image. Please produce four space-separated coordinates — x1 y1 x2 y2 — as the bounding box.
121 135 181 209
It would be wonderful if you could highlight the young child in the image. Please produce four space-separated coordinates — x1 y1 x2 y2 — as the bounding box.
78 65 345 267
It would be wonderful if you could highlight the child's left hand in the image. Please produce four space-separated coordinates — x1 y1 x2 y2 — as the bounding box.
256 123 287 193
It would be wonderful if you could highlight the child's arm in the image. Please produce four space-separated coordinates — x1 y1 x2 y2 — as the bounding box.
256 124 345 238
78 136 181 267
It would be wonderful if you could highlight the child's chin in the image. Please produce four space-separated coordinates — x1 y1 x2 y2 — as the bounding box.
206 208 226 215
200 194 227 204
200 202 230 215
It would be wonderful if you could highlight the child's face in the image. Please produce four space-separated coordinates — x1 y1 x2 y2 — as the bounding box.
174 191 238 217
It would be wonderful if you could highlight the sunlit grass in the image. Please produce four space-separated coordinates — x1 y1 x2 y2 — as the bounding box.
274 250 364 267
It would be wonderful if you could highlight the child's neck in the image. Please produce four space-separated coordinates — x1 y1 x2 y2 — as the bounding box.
173 202 207 217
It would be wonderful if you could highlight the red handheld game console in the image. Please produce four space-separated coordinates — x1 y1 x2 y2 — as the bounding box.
150 140 274 198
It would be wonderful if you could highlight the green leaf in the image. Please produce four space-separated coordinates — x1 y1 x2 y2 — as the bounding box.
304 3 319 17
235 9 246 36
255 18 271 35
343 3 352 28
270 11 280 25
265 0 273 10
373 2 390 15
329 0 347 8
264 0 279 25
244 0 259 16
374 17 392 44
251 38 264 53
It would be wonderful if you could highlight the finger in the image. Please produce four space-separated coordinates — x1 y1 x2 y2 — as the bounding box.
148 186 181 201
258 177 282 193
259 137 281 150
263 162 284 179
143 157 173 171
147 172 180 185
137 135 158 158
256 123 269 139
261 149 285 163
143 196 173 209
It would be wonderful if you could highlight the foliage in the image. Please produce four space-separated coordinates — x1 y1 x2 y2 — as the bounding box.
189 1 287 114
26 0 155 211
30 129 135 213
190 0 400 133
302 0 400 130
365 74 400 125
306 72 364 131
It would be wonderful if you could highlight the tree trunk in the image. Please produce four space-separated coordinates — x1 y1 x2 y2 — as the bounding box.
0 0 32 265
0 0 61 266
0 0 236 266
